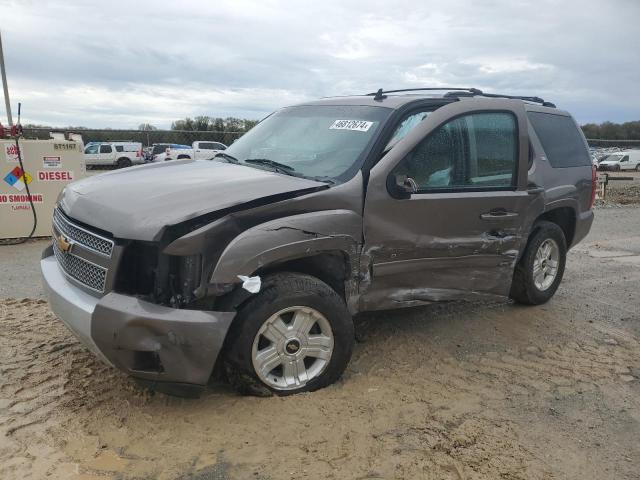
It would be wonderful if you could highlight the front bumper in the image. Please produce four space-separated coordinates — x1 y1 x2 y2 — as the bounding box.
41 247 235 395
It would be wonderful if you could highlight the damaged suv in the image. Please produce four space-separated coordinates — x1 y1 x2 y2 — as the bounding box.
42 88 596 397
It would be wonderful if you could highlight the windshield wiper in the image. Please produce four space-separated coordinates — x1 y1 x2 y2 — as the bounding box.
244 158 295 172
213 152 240 163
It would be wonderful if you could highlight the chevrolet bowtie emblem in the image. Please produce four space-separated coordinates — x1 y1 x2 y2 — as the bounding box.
56 233 73 253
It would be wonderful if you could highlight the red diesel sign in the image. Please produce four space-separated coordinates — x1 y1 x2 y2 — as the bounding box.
37 171 74 181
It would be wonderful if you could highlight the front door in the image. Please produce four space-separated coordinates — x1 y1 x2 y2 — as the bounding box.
360 98 539 310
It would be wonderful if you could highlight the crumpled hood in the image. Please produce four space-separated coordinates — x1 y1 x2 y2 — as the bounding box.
60 160 326 241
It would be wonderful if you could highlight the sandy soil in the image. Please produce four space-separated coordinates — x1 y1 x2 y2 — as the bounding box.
1 209 639 480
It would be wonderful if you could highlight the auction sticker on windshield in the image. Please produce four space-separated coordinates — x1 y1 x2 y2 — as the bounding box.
329 120 373 132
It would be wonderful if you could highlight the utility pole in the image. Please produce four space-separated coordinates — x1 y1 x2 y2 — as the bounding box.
0 29 13 126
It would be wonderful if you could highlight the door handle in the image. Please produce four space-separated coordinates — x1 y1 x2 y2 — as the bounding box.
527 186 545 195
480 209 519 220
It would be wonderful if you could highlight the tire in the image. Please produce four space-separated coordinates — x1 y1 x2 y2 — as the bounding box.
116 157 132 168
635 164 640 172
177 155 191 160
510 221 567 305
614 164 621 172
223 272 354 396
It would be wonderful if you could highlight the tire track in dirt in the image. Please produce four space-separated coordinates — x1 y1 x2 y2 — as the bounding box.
1 276 639 479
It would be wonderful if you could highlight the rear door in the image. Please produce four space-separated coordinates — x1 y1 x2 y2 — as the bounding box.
360 98 539 310
98 144 115 165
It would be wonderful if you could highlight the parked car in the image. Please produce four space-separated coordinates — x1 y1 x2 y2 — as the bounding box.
42 88 595 398
153 141 228 162
150 144 191 162
597 151 640 171
84 141 143 168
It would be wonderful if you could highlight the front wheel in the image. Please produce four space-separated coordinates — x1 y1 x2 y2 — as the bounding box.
510 221 567 305
223 273 354 396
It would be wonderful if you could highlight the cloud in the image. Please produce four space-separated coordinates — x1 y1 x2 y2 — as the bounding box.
0 0 638 127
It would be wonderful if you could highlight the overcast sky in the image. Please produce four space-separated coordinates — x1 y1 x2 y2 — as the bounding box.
1 0 638 128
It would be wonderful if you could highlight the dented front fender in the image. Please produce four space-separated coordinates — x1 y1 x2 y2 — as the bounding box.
210 210 362 284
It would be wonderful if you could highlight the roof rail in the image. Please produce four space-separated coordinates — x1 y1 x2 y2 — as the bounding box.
443 90 555 107
367 87 555 107
368 87 482 101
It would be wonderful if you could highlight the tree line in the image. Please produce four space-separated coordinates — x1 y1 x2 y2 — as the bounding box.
22 118 640 141
580 121 640 140
165 116 259 132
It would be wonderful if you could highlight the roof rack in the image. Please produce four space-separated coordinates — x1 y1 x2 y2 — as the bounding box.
367 87 555 108
367 87 482 101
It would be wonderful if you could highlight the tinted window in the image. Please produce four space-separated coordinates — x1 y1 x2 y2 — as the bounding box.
198 142 216 150
152 144 169 154
527 112 590 167
212 142 226 150
99 145 112 153
394 112 518 191
85 144 99 154
115 145 124 152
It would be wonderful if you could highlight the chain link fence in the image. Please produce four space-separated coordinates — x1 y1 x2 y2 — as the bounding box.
21 128 246 147
18 127 640 151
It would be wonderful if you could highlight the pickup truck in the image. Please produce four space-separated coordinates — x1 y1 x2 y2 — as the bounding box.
84 142 143 168
153 141 227 162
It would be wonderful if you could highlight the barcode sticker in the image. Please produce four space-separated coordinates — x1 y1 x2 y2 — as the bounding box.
329 120 373 132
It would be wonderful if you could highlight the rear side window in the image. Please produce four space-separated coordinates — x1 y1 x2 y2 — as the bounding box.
99 145 112 153
115 145 124 152
527 112 590 167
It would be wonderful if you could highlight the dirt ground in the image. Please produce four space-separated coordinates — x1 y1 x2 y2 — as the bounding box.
1 207 640 480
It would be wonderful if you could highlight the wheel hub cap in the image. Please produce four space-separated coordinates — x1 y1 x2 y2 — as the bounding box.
251 306 334 391
285 339 301 355
533 238 560 291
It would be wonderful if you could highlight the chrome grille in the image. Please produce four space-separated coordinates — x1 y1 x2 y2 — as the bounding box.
53 239 108 292
53 208 114 257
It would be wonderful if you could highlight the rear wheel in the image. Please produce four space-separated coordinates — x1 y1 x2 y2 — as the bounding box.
635 164 640 172
116 157 132 168
224 272 354 396
510 221 567 305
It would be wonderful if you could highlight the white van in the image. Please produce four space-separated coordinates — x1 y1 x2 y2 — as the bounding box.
598 150 640 171
84 142 143 168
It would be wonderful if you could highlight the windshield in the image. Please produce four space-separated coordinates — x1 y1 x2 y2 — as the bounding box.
222 105 391 182
603 154 623 162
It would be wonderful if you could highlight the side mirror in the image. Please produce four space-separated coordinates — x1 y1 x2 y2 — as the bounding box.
395 174 418 193
388 173 418 198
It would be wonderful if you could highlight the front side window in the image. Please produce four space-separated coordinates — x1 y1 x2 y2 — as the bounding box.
385 110 432 150
84 144 99 154
99 145 112 154
620 155 629 163
393 112 518 191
